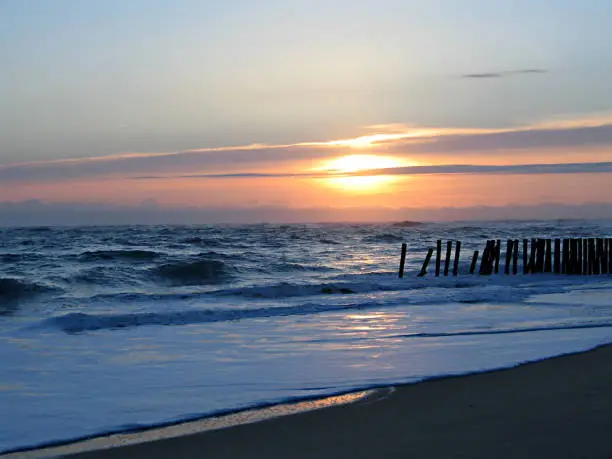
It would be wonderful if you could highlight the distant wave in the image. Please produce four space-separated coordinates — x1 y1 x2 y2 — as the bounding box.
182 236 223 247
363 234 404 243
391 221 423 228
152 259 230 285
0 253 43 263
79 250 160 262
267 262 335 273
210 281 380 298
318 238 341 245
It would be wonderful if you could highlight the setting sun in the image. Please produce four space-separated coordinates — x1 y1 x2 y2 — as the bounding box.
321 154 405 173
317 154 410 193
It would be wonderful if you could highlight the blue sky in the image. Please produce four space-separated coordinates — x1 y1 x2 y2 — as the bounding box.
2 0 612 163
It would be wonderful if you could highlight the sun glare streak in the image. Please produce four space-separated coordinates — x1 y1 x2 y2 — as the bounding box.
320 154 407 173
314 154 413 193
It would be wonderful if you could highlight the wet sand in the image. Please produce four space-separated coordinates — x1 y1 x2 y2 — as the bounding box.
15 344 612 459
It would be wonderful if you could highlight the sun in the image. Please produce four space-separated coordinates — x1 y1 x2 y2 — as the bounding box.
323 154 404 173
316 154 409 193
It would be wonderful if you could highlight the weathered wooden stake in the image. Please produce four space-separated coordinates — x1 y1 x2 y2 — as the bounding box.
444 241 452 276
479 241 492 275
562 239 569 274
573 239 581 274
535 239 545 273
494 239 501 274
469 250 479 275
567 239 576 275
529 238 537 274
512 239 519 275
601 238 609 275
577 239 583 275
487 240 496 275
544 239 552 273
435 240 442 277
608 238 612 274
398 243 407 278
504 239 513 275
418 248 434 277
523 239 529 274
453 241 461 276
588 238 595 275
595 239 602 275
554 239 561 274
583 239 588 275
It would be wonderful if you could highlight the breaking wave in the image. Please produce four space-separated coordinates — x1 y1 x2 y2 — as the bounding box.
45 302 382 333
0 278 56 299
46 305 612 335
0 278 58 314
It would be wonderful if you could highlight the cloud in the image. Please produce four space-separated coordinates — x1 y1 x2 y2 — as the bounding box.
462 69 547 79
133 161 612 181
1 115 612 183
353 162 612 176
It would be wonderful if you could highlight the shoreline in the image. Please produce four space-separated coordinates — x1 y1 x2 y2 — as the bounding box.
0 391 377 459
6 342 612 458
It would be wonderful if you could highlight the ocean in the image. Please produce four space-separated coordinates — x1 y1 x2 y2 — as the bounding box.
1 220 612 453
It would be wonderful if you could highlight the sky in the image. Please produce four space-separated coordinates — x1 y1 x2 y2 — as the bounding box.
1 0 612 223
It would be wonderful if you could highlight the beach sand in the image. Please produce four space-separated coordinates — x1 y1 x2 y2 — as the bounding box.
18 344 612 459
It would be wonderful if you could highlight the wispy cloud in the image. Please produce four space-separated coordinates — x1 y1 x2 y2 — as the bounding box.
134 162 612 181
352 161 612 176
462 68 547 79
1 114 612 183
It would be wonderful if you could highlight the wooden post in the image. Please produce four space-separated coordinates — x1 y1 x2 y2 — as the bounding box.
608 238 612 274
453 241 461 276
487 240 496 275
512 239 519 275
583 239 588 275
469 250 479 275
444 241 452 276
504 239 513 275
535 239 545 273
565 238 574 274
573 239 581 275
554 239 561 274
576 239 583 275
529 238 537 274
588 238 595 275
523 239 529 274
418 248 434 277
544 239 552 273
595 239 602 275
488 240 495 275
398 243 407 278
435 240 442 277
601 238 609 275
494 239 501 274
562 239 569 274
479 241 492 275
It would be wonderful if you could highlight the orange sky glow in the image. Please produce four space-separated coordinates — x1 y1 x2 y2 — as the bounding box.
2 117 612 213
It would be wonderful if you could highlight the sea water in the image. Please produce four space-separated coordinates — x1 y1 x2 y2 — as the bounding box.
1 220 612 453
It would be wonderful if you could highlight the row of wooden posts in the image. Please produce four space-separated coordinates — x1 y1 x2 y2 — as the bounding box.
398 238 612 278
